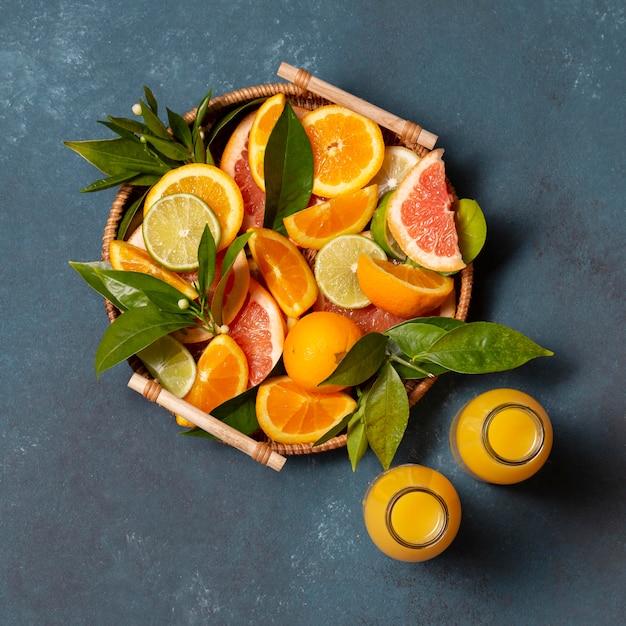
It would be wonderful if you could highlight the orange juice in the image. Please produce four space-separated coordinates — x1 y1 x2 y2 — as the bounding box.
449 389 553 485
362 465 461 562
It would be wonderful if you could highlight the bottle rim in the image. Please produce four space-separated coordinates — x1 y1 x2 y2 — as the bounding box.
481 402 545 465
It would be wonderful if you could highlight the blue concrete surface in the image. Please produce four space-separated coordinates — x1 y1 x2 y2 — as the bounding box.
1 1 624 624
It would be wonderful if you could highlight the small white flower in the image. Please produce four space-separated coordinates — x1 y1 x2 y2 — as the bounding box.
177 298 190 310
132 103 142 116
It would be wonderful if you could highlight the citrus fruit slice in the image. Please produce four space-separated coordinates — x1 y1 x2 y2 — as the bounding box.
356 255 454 318
283 184 378 250
370 191 407 261
181 334 249 420
368 145 420 198
301 105 385 198
386 148 465 273
256 375 357 445
109 239 198 300
247 227 318 318
144 163 244 251
220 110 266 231
211 248 250 325
228 279 286 387
282 311 363 393
137 334 197 398
314 234 386 309
141 192 222 271
247 93 286 191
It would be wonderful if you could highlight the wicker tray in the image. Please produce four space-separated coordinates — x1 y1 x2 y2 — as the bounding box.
102 82 474 456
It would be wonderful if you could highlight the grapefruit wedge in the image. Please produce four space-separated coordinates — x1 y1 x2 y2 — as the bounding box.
386 148 465 273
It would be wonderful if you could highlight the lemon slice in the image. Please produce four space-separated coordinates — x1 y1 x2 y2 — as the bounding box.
142 192 222 271
314 234 387 309
370 191 407 261
369 146 420 198
137 334 197 398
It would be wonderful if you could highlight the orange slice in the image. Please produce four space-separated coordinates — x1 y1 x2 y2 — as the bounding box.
248 93 286 191
256 375 357 444
283 184 378 250
178 334 248 426
385 148 465 273
356 255 454 318
109 239 198 300
228 279 286 387
144 163 244 251
247 227 318 318
301 105 385 198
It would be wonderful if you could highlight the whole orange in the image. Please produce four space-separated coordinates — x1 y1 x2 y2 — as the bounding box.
282 311 363 393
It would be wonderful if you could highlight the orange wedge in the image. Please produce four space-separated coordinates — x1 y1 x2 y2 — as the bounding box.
109 239 198 300
248 93 286 191
356 255 454 318
283 184 378 250
179 334 249 426
301 105 385 198
144 163 244 251
247 227 318 318
255 375 357 444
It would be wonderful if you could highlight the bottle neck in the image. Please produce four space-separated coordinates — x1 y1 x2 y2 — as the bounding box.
385 487 449 549
482 403 545 466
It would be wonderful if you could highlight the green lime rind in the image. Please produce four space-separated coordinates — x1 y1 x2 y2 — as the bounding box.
370 191 407 261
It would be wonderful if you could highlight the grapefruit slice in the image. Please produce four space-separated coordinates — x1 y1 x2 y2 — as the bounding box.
386 148 465 273
228 279 286 387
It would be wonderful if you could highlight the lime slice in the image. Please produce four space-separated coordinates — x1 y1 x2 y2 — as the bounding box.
142 192 222 271
370 191 407 261
369 146 420 198
136 334 197 398
314 234 387 309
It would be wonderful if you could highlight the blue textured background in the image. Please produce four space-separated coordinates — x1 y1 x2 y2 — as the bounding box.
1 1 624 624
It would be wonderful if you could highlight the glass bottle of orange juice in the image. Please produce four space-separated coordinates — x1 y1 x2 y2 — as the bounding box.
362 464 462 562
449 388 553 485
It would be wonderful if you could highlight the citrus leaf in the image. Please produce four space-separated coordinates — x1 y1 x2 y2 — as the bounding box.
118 188 150 240
167 107 193 148
64 138 170 176
141 134 192 161
196 224 217 302
143 85 159 115
103 115 148 136
69 261 126 310
421 322 554 374
321 332 388 388
139 97 171 140
347 412 369 472
263 102 314 234
363 362 410 470
205 97 265 147
94 305 191 376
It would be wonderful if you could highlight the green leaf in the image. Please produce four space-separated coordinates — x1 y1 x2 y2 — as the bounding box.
103 115 148 136
194 89 212 134
263 102 314 233
69 261 126 310
321 332 388 388
139 97 171 140
455 198 487 264
64 138 170 177
385 321 450 359
421 322 554 374
94 305 191 376
211 232 252 326
167 107 193 148
181 387 260 438
143 86 159 115
196 225 217 302
347 395 370 471
117 189 150 240
363 362 410 470
141 134 192 161
79 171 144 193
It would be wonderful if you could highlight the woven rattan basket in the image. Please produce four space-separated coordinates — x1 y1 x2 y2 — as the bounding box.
102 82 473 456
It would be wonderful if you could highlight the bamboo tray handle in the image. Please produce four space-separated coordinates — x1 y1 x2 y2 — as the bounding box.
277 62 438 151
128 373 287 472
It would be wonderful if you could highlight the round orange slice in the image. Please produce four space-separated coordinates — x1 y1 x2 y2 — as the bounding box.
179 334 249 426
255 375 357 445
283 184 378 250
356 255 454 318
247 227 318 318
248 93 286 192
144 163 244 251
301 105 385 198
109 239 198 300
385 148 465 273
